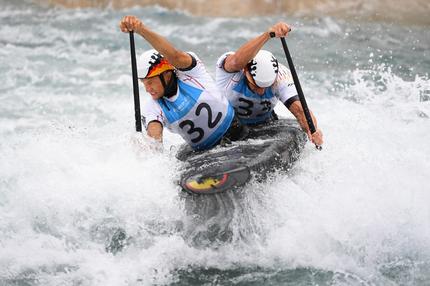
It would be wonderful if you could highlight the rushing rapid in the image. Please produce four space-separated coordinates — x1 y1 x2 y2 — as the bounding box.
1 1 429 285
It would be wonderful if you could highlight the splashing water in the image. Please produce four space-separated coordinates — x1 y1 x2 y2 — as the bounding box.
1 2 429 285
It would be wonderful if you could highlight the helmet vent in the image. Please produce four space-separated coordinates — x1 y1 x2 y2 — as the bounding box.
248 60 257 77
271 56 279 74
149 53 160 65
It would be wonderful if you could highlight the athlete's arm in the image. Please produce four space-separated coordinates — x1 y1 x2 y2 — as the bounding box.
223 22 291 73
119 15 193 70
147 121 163 142
288 101 323 146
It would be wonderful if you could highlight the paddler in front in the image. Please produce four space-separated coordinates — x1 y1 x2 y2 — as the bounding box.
215 22 323 147
120 16 247 151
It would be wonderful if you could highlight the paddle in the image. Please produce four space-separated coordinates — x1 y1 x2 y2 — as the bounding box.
129 31 142 132
276 35 322 150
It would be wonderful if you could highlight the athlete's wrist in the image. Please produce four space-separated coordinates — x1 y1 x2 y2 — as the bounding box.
136 23 146 36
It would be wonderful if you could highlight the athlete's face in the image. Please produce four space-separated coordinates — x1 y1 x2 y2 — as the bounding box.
141 76 165 100
244 69 265 95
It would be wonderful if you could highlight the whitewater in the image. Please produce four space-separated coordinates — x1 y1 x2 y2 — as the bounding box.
1 1 429 285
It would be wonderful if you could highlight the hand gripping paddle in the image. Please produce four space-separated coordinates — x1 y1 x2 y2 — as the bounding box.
270 31 322 150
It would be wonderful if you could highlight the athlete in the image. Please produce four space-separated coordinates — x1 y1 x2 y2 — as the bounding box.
120 16 247 151
215 22 323 146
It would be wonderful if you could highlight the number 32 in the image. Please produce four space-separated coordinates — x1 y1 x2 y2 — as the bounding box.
179 103 222 143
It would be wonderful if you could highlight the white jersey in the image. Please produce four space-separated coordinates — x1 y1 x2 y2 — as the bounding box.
216 52 298 125
142 52 234 150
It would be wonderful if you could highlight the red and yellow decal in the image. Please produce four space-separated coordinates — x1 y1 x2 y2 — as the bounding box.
185 174 229 193
147 58 174 78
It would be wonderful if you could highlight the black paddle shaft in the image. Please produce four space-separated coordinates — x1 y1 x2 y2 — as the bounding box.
279 37 322 150
129 31 142 132
280 37 315 133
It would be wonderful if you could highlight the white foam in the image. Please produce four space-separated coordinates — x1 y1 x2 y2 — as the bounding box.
1 4 430 285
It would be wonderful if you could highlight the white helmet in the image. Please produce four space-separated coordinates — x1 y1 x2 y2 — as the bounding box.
247 50 279 88
137 49 174 79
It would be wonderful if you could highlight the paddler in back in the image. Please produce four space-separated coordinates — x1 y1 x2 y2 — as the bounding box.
215 22 323 147
119 16 247 151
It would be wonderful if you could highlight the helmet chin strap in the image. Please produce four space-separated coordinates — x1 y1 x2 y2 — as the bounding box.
159 71 177 99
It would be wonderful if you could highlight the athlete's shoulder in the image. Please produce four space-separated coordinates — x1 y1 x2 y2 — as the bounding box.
141 97 165 127
176 51 203 72
142 97 162 113
176 51 212 86
216 51 235 70
274 64 294 87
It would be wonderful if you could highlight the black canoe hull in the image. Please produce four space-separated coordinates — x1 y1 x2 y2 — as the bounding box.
177 119 306 194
